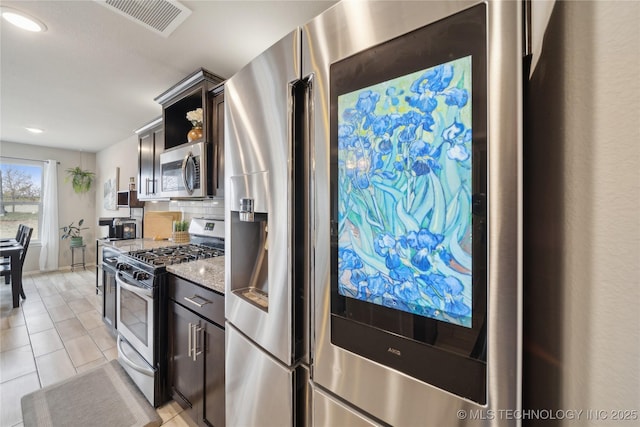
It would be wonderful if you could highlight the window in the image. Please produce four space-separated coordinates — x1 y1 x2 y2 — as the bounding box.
0 158 43 241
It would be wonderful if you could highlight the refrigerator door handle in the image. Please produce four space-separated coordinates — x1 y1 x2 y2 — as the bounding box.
304 73 316 363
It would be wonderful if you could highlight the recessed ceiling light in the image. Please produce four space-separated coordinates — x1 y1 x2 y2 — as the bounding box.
25 127 44 134
1 7 47 32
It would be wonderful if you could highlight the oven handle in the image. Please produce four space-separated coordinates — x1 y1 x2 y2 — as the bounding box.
117 336 154 377
116 273 153 299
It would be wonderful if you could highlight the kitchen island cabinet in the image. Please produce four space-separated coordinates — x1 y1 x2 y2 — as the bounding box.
167 272 225 427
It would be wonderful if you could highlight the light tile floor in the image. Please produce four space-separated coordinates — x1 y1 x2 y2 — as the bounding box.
0 269 196 427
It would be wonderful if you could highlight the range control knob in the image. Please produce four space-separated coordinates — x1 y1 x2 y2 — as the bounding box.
133 271 149 281
116 263 130 271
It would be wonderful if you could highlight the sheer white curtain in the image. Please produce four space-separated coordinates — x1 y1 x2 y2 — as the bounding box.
39 160 59 271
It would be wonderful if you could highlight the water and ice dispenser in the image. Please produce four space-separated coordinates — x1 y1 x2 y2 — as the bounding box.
229 177 270 311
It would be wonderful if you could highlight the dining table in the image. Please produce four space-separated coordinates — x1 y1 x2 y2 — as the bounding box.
0 239 24 308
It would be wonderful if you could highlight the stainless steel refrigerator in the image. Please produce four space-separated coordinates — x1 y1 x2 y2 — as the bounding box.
225 1 524 426
225 28 311 427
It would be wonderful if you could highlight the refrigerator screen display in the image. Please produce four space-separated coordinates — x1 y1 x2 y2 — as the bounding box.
329 3 488 403
337 55 473 328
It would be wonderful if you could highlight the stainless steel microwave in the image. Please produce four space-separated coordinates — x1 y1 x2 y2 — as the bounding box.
159 141 213 198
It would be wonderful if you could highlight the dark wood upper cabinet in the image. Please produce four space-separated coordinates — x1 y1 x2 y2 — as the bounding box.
210 89 225 197
154 69 224 151
136 118 164 200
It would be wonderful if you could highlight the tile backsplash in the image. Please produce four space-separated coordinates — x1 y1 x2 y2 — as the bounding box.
144 198 225 222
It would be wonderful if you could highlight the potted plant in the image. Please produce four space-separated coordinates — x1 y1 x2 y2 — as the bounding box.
171 220 190 243
65 167 95 194
60 219 89 247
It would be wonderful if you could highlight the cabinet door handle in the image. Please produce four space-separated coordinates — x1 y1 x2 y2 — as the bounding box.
184 295 211 308
193 324 203 361
188 322 193 358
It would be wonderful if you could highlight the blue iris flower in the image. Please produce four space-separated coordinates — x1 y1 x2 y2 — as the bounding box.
419 274 444 306
411 160 430 176
402 111 425 127
439 249 453 267
374 233 396 257
393 281 422 304
442 276 464 295
367 273 389 297
338 124 355 138
444 279 470 317
411 248 431 271
350 269 367 287
371 152 385 171
445 298 471 317
409 140 430 157
378 137 393 154
447 144 470 162
355 90 380 114
444 88 469 108
385 87 404 106
442 121 465 142
339 248 363 270
385 249 402 270
425 64 454 93
406 229 443 251
390 265 414 283
398 124 418 144
354 174 370 189
372 115 391 136
342 108 360 124
405 93 438 113
417 229 444 251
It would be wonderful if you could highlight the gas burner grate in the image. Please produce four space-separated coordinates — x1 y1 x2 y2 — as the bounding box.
128 244 223 268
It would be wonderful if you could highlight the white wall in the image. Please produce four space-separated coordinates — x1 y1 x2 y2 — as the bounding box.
524 1 639 422
94 134 140 221
0 141 97 271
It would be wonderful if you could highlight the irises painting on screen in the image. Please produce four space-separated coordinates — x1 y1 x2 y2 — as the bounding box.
337 56 473 327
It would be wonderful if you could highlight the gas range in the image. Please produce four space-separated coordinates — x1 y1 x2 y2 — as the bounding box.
116 218 225 282
116 218 225 407
116 243 222 288
127 244 223 268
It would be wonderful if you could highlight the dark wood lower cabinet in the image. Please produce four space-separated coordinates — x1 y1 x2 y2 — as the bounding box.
168 274 225 427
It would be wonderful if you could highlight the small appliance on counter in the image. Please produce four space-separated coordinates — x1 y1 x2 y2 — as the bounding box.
98 217 137 240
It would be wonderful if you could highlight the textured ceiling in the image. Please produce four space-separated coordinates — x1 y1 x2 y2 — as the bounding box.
0 0 336 152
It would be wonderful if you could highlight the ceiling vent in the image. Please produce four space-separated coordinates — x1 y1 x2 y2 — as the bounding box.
95 0 191 37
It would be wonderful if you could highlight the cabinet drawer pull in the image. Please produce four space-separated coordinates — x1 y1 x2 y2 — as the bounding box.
184 295 211 308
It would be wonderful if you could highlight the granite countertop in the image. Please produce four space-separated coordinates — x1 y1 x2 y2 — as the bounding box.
98 238 180 253
166 257 225 294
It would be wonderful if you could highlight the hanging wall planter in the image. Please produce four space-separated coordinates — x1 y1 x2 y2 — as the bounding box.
65 167 95 194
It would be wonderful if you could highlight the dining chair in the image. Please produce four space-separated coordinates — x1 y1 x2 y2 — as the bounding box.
1 224 27 278
0 226 32 299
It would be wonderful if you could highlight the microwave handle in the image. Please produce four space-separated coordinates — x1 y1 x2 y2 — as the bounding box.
145 177 157 195
181 151 195 195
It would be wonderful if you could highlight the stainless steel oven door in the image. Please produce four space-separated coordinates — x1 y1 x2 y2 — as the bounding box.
116 272 154 363
160 142 206 198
